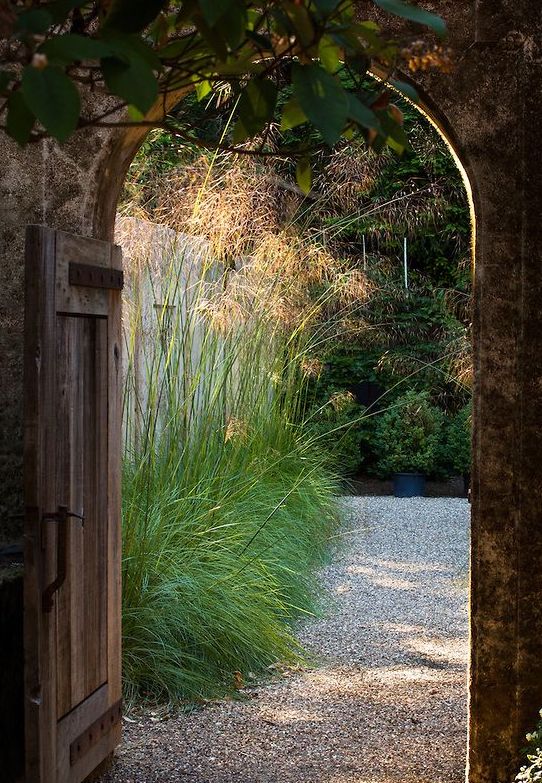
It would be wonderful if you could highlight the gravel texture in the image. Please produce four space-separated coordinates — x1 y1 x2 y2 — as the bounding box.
101 496 469 783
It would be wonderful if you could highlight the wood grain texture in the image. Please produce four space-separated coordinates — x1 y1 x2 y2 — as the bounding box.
107 243 123 711
56 232 113 316
24 225 58 783
24 226 123 783
55 316 108 719
56 683 121 783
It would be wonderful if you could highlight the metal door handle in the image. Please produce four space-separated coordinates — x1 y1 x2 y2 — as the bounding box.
42 505 84 613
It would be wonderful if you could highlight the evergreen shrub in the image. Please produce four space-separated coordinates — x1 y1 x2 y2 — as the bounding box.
373 390 444 477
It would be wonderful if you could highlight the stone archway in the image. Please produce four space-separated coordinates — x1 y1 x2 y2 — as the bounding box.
1 3 541 782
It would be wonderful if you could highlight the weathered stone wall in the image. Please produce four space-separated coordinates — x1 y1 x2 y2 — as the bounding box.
0 2 541 782
0 127 124 549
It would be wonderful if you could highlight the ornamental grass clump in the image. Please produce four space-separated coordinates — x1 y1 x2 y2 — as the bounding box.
120 222 340 704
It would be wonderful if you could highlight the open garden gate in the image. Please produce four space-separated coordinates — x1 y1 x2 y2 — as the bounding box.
24 226 123 783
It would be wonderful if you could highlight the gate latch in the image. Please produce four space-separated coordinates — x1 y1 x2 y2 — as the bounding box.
41 505 84 613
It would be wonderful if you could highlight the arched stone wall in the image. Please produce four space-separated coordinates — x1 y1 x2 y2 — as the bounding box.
1 3 541 782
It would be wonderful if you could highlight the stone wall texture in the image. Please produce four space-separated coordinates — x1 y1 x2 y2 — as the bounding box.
0 2 541 781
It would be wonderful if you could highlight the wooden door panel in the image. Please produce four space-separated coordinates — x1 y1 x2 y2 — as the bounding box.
55 315 108 719
56 684 121 783
24 226 123 783
56 230 115 317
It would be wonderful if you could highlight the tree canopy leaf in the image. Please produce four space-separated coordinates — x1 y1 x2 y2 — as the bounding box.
390 78 419 102
102 56 158 114
280 96 308 131
372 0 446 37
296 157 312 194
104 0 168 34
6 91 34 145
15 9 53 34
21 65 80 142
292 63 348 146
41 34 113 64
199 0 238 27
233 77 278 142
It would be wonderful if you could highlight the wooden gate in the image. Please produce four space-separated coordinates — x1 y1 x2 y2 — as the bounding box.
24 226 123 783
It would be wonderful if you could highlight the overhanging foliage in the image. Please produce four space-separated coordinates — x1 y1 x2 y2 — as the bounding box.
1 1 449 187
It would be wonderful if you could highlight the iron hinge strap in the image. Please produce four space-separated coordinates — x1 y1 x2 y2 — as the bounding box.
69 261 124 290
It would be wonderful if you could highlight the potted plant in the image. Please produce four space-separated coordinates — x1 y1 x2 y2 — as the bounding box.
374 390 443 497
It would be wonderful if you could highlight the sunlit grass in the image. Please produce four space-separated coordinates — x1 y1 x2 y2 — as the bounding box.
120 223 341 704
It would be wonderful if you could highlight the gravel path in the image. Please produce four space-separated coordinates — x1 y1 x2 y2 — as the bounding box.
102 496 469 783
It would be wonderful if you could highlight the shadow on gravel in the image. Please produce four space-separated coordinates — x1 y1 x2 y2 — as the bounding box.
101 497 469 783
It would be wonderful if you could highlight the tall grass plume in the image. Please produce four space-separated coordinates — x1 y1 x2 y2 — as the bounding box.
118 216 340 704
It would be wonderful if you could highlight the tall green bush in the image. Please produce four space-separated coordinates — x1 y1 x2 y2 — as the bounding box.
373 390 444 477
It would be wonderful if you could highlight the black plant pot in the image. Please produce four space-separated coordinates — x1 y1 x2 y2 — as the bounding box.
392 472 426 498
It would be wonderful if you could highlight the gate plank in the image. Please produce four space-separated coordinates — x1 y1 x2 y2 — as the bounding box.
24 227 123 783
107 244 123 716
24 225 58 783
56 316 108 718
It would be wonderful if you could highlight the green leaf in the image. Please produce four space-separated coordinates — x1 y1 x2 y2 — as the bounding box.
372 0 446 37
195 79 212 101
158 38 192 59
127 105 145 121
100 31 161 70
193 16 228 60
347 94 380 130
194 1 248 50
199 0 236 26
379 112 410 154
148 11 171 44
6 91 34 145
103 0 168 34
220 4 248 49
296 157 312 195
15 8 53 34
175 0 198 26
313 0 341 12
21 65 80 143
318 35 341 73
292 63 348 146
213 52 262 77
102 56 158 113
280 96 307 131
233 77 278 142
40 34 113 64
282 2 314 46
268 7 290 37
390 78 418 102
